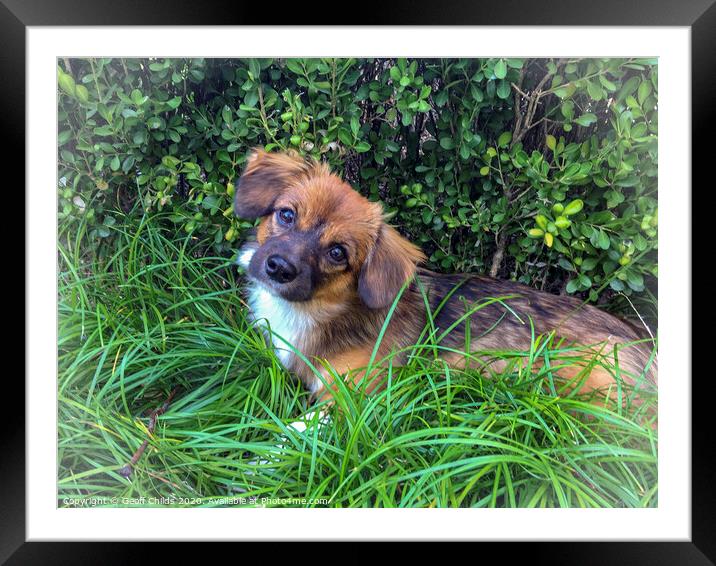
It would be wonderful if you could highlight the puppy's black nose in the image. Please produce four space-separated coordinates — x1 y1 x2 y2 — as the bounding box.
265 254 298 283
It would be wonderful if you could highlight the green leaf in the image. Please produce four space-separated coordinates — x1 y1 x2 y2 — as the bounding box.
578 274 592 288
132 130 146 145
58 130 73 145
563 199 584 216
627 271 645 291
248 59 261 80
581 258 598 271
494 59 507 79
470 85 484 102
161 155 180 169
496 80 511 99
244 90 259 107
75 85 89 103
58 72 76 96
93 126 114 136
586 80 605 101
554 216 571 229
575 113 597 127
338 129 353 146
553 83 576 99
599 74 617 92
147 117 165 130
202 195 220 211
638 80 653 105
130 89 148 106
121 156 135 174
528 228 544 238
617 76 641 104
221 105 233 125
440 137 455 150
610 279 625 292
435 90 449 107
285 59 304 75
497 131 512 148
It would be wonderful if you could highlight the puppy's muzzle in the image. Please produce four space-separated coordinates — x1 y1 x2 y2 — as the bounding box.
265 254 298 284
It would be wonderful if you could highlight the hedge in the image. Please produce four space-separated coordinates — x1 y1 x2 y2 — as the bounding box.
57 57 658 310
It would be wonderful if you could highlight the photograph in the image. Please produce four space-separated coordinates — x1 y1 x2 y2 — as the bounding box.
57 56 659 509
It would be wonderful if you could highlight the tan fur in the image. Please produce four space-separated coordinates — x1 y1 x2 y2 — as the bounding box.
314 346 381 403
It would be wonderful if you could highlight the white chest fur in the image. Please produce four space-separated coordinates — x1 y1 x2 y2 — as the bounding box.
247 285 315 367
238 245 315 369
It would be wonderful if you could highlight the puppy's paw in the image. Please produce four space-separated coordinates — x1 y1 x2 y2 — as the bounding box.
286 409 331 434
242 410 331 474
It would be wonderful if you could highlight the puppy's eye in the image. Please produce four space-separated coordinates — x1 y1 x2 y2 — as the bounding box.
276 208 295 226
328 245 347 263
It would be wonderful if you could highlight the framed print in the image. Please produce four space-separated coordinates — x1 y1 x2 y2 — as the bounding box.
9 0 712 562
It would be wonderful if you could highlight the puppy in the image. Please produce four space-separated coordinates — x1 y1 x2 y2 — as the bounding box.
234 149 657 404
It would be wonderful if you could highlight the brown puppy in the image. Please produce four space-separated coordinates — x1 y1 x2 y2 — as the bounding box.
234 149 657 403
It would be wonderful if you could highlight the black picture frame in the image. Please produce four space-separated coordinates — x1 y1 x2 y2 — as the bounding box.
9 0 711 563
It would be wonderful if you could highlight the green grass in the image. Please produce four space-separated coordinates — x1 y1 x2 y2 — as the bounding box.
58 211 658 508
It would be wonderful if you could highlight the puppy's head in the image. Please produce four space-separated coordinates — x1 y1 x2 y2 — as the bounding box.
235 149 425 308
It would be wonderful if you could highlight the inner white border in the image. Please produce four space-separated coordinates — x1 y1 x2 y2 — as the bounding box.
27 26 691 541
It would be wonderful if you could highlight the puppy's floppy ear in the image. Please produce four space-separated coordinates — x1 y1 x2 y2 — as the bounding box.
358 224 426 309
234 149 313 219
